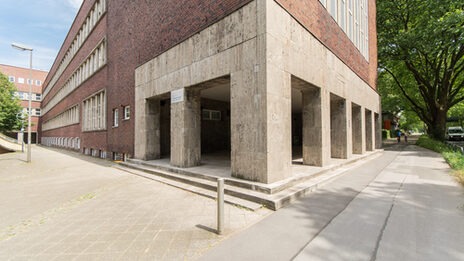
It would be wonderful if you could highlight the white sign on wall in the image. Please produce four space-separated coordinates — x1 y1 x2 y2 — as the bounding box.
171 88 184 104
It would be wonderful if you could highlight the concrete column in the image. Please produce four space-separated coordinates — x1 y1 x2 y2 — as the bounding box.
302 87 330 166
375 113 382 149
134 98 160 160
170 88 201 168
365 109 373 151
330 97 348 159
352 104 364 154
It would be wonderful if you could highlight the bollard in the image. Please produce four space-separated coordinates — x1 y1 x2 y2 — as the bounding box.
217 178 224 235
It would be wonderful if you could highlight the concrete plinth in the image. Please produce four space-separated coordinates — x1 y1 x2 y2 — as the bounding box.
330 96 348 159
302 88 330 166
170 88 201 168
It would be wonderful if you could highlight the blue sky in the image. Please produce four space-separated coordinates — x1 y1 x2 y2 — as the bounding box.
0 0 82 71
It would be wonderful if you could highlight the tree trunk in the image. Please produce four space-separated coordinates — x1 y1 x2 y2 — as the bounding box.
427 109 447 140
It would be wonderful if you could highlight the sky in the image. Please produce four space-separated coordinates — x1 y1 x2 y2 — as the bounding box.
0 0 83 71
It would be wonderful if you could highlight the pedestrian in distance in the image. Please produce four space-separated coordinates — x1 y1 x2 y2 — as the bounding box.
396 129 401 143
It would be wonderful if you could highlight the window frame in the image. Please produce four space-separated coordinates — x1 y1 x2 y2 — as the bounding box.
123 106 130 120
8 76 15 82
113 108 119 127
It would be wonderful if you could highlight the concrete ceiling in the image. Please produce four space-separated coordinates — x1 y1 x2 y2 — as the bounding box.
201 82 230 102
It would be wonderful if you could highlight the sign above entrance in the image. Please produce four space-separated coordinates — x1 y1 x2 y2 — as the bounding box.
171 88 184 104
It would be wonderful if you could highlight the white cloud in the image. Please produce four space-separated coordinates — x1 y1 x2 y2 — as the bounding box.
67 0 83 9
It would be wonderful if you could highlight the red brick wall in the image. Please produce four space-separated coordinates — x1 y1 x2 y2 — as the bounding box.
40 12 108 153
274 0 377 89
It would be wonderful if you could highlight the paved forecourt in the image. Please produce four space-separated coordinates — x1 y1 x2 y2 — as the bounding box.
0 146 270 261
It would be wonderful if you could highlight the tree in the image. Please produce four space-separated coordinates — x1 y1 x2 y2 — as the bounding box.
0 72 22 132
378 0 464 140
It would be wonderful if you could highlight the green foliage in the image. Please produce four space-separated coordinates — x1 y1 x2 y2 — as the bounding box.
416 135 464 184
0 72 22 132
382 129 391 139
378 0 464 140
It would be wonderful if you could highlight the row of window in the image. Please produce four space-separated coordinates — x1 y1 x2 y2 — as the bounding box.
42 105 79 131
43 0 107 100
41 137 80 150
42 137 129 162
23 108 41 116
15 92 41 101
83 91 106 132
42 91 131 133
319 0 369 59
9 76 42 86
112 106 130 127
19 107 41 117
42 39 107 115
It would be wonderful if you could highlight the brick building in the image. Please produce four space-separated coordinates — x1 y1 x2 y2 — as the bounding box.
40 0 381 184
0 64 47 143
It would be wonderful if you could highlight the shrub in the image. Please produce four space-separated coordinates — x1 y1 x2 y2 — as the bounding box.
416 135 464 185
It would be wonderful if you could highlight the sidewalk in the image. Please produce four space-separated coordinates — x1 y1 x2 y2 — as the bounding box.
201 144 464 261
0 146 271 260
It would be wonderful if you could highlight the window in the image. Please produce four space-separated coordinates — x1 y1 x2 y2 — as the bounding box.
82 91 105 131
8 76 15 82
17 92 24 100
18 78 24 84
36 80 41 86
27 79 33 85
42 105 79 131
113 108 119 127
330 0 338 21
340 0 346 32
35 94 41 101
124 106 130 120
202 109 221 121
35 109 41 116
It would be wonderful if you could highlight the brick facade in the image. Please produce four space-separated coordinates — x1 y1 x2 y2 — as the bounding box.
0 64 47 134
40 0 377 160
274 0 377 89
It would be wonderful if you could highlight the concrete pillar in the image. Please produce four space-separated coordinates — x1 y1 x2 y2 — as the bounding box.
302 87 330 166
134 98 160 160
330 96 348 159
170 88 201 168
365 109 373 151
231 66 292 184
375 113 382 149
352 104 364 154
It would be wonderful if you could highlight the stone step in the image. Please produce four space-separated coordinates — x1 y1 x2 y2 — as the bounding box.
117 151 383 210
115 164 263 211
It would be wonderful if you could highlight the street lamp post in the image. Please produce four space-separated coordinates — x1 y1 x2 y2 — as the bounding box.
12 43 33 163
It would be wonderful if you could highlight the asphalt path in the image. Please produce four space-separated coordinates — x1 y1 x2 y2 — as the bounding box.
201 144 464 261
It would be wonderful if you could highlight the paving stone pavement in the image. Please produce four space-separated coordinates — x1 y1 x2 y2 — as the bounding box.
0 146 271 260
